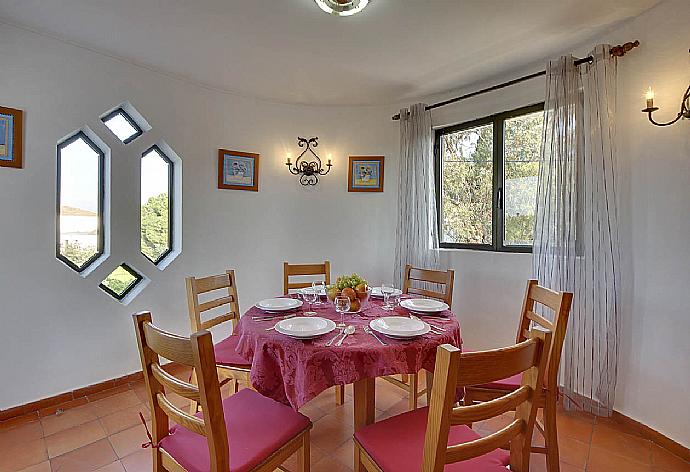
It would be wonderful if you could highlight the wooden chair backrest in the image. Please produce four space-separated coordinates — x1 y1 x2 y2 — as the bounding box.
186 270 241 332
515 279 573 393
402 264 455 305
283 260 331 294
132 312 229 472
422 328 552 472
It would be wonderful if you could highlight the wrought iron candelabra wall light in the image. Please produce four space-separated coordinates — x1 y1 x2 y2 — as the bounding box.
286 137 332 186
641 49 690 127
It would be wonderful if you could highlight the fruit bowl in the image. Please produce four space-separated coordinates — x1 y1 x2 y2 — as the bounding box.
327 273 370 313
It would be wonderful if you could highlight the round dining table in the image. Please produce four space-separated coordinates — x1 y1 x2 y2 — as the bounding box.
235 295 462 433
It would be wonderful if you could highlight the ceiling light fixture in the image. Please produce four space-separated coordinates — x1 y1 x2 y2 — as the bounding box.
314 0 370 17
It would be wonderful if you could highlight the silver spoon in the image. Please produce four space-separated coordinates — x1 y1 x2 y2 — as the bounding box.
336 325 356 347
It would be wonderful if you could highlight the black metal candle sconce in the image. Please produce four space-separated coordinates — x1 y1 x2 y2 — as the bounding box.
286 137 332 186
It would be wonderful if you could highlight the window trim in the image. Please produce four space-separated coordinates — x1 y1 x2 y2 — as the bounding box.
99 263 144 301
56 131 106 272
101 107 143 144
140 144 174 266
434 102 544 253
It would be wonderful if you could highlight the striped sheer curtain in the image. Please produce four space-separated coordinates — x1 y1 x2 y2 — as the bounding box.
394 103 440 287
533 45 621 416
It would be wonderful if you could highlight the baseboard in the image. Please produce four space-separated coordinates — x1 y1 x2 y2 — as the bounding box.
611 410 690 462
0 370 144 425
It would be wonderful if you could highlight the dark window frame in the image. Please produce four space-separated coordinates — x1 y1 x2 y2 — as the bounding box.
56 131 106 272
101 107 143 144
434 103 544 253
99 263 144 301
140 144 174 266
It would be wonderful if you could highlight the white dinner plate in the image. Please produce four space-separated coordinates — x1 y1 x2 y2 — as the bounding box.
370 287 403 298
297 287 327 296
369 316 430 339
400 298 449 313
275 317 336 339
256 298 303 312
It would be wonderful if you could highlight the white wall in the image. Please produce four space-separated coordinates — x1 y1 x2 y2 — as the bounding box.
0 22 400 410
1 0 689 448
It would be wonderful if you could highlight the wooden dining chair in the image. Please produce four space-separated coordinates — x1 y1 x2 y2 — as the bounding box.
186 270 252 413
354 328 552 472
283 260 345 405
463 279 573 472
133 312 312 472
384 264 455 410
283 260 331 294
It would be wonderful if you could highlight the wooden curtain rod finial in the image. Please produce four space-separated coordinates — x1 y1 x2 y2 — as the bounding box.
610 40 640 57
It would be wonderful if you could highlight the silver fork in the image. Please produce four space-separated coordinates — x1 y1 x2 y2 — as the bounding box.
325 327 345 347
364 326 387 345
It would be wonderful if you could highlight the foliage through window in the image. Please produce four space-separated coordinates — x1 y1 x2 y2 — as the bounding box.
99 264 143 300
57 132 105 271
435 104 544 252
141 145 173 264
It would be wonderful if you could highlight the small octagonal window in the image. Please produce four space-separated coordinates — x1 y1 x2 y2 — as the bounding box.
57 131 105 273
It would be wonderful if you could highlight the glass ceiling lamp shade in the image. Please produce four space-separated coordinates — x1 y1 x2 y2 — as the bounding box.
314 0 370 16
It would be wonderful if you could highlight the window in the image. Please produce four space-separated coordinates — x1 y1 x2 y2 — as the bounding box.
99 264 143 301
140 145 173 265
57 131 105 272
435 103 544 252
101 108 143 144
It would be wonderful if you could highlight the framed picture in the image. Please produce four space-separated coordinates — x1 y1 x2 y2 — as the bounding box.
0 106 23 169
217 149 259 191
348 156 384 192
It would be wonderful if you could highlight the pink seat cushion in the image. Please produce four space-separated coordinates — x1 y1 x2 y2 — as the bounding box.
214 335 251 367
355 407 510 472
159 389 311 472
481 373 522 391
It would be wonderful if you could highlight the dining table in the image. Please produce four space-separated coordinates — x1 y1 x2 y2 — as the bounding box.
234 294 462 434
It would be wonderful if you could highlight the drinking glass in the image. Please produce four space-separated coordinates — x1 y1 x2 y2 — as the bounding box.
303 288 318 315
381 283 395 311
335 296 351 328
312 281 326 306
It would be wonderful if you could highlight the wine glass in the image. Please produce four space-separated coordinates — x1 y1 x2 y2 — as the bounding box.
381 283 396 311
312 281 326 306
303 288 318 316
334 296 351 328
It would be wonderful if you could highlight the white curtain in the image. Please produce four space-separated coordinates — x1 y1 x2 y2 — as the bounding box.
533 45 621 416
394 103 440 287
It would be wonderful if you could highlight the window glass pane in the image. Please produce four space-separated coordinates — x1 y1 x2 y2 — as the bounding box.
503 111 543 246
100 264 141 299
440 123 493 245
58 135 102 269
103 112 138 142
141 147 171 264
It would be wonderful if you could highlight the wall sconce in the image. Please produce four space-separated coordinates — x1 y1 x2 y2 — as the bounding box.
286 137 332 186
641 50 690 127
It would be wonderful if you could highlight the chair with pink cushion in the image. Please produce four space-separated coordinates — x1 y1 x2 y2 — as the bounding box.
133 311 312 472
186 270 252 413
353 327 551 472
463 280 573 472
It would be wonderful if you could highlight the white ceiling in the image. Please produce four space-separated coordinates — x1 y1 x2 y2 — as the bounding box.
0 0 658 106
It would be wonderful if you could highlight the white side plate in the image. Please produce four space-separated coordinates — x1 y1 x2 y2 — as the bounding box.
256 298 303 312
400 298 449 313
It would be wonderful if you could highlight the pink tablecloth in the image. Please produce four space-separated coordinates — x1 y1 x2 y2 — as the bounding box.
235 297 462 410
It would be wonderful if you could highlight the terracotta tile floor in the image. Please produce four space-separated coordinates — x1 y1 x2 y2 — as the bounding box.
1 375 688 472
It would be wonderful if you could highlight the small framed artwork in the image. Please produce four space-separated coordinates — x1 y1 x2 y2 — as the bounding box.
217 149 259 191
0 106 23 169
348 156 384 192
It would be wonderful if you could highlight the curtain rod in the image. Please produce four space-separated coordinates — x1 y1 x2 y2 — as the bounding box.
391 40 640 121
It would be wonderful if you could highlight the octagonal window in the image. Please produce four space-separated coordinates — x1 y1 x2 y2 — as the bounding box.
57 131 105 272
141 145 174 265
